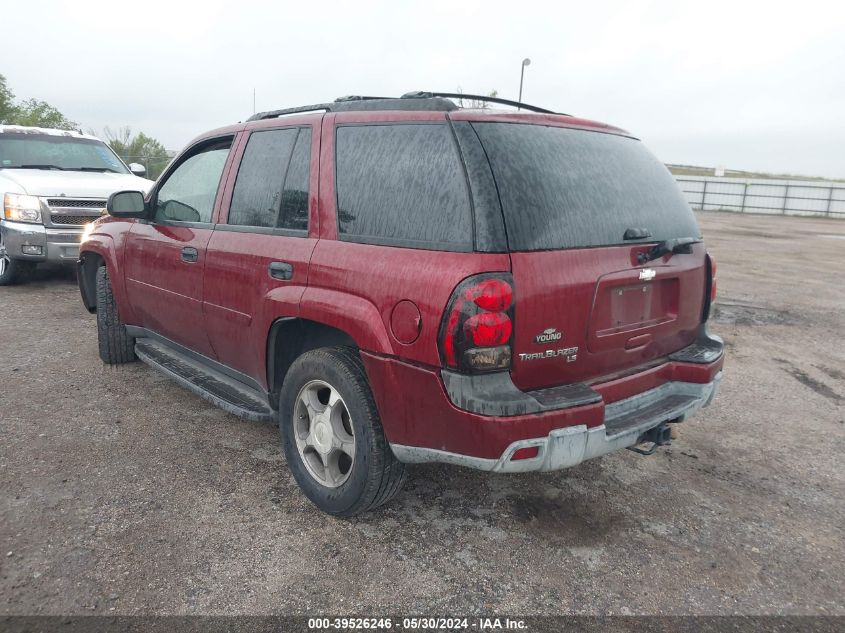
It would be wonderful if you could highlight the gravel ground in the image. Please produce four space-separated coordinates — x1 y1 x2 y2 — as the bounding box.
1 211 843 616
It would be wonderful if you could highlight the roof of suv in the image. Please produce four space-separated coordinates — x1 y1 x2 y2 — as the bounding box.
193 92 632 150
247 91 560 120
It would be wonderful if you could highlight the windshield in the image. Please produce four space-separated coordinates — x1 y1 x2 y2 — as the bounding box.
0 132 129 174
472 122 700 251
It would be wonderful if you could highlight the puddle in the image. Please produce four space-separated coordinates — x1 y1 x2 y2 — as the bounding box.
509 495 630 545
712 302 800 326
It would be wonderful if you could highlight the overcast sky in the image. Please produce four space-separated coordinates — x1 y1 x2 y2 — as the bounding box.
4 0 844 178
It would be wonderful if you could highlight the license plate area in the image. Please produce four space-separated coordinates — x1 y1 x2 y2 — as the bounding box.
587 271 679 353
599 283 672 335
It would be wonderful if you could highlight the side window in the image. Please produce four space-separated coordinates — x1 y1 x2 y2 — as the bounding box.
228 127 311 231
335 124 472 250
278 129 311 231
155 140 231 223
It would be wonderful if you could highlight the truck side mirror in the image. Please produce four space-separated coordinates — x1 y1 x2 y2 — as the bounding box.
127 162 147 177
107 190 147 218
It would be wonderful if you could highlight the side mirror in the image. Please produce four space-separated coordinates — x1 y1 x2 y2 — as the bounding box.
127 162 147 177
107 190 147 218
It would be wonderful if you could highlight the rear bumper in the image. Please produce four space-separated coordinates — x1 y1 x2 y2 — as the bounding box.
0 220 82 264
362 329 724 472
392 372 720 472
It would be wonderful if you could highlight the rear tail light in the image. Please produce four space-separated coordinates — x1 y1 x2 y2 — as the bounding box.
465 312 512 347
439 273 514 373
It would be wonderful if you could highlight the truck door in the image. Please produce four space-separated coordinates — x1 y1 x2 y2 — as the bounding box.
203 122 319 384
124 137 234 358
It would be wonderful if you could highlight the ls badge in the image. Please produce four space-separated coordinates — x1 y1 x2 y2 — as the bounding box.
639 268 656 281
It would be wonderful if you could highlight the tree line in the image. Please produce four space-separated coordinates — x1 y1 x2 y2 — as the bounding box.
1 73 170 179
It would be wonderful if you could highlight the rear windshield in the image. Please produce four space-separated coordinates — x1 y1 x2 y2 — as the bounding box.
472 123 700 251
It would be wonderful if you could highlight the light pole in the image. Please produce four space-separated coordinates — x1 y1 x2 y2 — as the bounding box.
518 58 531 109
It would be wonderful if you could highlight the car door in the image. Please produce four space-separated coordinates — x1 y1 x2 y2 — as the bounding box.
124 136 234 358
203 123 319 384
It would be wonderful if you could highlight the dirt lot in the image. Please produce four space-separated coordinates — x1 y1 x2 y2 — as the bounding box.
1 211 843 616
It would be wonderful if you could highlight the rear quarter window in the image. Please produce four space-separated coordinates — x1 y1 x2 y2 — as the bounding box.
335 123 473 251
228 128 299 229
472 123 700 251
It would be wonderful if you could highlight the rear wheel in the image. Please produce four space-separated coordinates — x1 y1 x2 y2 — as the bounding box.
0 235 35 286
96 266 136 364
279 346 406 516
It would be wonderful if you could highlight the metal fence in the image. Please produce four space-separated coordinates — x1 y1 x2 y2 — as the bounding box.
675 175 845 218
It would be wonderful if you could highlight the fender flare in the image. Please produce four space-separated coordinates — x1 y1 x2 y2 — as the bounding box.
261 287 393 402
78 233 136 324
298 286 393 355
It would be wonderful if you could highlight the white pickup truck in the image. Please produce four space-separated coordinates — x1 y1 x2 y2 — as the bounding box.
0 125 154 284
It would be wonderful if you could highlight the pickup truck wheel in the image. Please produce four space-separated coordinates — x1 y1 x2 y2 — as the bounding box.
279 346 407 516
95 266 136 364
0 236 35 286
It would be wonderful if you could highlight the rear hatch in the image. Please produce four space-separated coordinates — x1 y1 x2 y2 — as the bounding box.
471 121 706 391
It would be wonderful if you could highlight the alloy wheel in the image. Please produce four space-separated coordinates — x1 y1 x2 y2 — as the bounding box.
293 380 356 488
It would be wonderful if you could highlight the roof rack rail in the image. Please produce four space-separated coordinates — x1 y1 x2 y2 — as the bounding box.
247 91 564 121
334 95 390 102
247 103 334 121
401 91 562 115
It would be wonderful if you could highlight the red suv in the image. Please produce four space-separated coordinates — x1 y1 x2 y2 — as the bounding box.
77 92 723 516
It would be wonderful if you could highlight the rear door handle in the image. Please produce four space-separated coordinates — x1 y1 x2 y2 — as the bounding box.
269 261 293 281
181 247 198 263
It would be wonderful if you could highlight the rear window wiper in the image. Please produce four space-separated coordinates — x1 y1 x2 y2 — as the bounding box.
637 237 701 264
16 164 67 170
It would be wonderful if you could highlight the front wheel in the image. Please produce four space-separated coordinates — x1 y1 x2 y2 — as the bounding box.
279 347 407 516
96 266 136 364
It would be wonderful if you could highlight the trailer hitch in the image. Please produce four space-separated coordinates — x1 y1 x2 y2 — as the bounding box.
627 423 673 456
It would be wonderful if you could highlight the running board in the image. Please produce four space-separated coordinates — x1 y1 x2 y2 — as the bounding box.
134 339 274 423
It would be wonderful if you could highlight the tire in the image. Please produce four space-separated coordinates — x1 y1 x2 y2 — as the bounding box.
0 235 36 286
96 266 136 364
279 346 407 516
